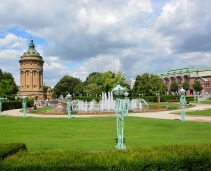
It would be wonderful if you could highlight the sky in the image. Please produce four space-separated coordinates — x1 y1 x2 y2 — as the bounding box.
0 0 211 88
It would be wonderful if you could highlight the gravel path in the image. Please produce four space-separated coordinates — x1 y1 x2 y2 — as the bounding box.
1 104 211 122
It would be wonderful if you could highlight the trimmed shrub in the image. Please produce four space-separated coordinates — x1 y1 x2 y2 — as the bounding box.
1 144 211 170
167 106 178 110
0 143 27 160
1 99 34 111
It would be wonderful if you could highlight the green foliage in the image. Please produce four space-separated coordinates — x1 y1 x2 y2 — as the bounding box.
53 75 81 98
0 69 18 98
73 83 85 96
1 99 34 111
43 85 49 94
73 71 127 96
170 81 178 92
132 73 167 96
192 80 203 92
1 144 211 170
182 80 190 91
167 106 178 110
0 143 27 160
34 104 37 110
83 83 102 96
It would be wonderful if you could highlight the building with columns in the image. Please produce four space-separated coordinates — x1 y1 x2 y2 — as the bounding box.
18 38 44 100
156 67 211 96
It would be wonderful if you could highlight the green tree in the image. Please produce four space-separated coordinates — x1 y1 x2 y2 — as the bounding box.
73 83 85 96
192 80 203 92
83 83 102 96
53 75 81 97
170 81 178 93
83 71 126 93
182 81 190 91
132 73 167 96
0 69 18 98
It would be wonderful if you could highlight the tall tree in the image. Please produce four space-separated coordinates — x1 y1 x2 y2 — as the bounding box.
182 81 190 91
53 75 81 97
170 81 178 93
73 83 85 96
83 83 102 96
192 80 203 92
132 73 167 96
0 69 18 98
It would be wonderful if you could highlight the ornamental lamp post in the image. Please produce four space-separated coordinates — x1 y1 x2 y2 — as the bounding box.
0 97 7 116
21 96 27 118
66 93 72 118
179 87 186 122
112 82 129 150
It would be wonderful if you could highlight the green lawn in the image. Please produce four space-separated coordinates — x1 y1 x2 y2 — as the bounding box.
190 100 211 104
185 109 211 116
1 116 211 152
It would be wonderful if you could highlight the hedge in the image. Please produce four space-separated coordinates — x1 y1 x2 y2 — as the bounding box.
0 143 27 160
1 143 211 170
1 99 34 112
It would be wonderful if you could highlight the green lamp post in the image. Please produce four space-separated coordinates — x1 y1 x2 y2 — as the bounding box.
66 93 72 118
179 87 186 122
112 82 129 149
0 97 7 116
21 96 27 118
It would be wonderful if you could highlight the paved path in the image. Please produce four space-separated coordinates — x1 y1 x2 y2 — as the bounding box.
1 104 211 122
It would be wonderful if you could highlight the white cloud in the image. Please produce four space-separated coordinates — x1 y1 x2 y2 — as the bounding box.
0 0 210 87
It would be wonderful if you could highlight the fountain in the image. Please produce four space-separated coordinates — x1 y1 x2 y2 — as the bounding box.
71 92 149 112
38 92 149 114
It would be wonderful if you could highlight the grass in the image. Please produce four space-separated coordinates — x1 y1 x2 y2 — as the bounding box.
190 100 211 104
0 116 211 152
184 109 211 116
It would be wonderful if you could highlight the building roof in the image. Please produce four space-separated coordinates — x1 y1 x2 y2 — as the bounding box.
156 67 211 77
21 37 43 59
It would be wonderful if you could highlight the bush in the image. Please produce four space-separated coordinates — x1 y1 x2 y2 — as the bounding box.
1 99 34 111
167 106 178 110
1 144 211 170
34 104 37 110
0 143 27 160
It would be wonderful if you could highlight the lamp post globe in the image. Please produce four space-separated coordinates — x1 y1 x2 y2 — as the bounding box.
179 87 186 96
112 82 125 97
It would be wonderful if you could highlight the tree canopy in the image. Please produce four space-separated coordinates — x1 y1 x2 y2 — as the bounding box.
192 80 203 92
182 81 190 91
132 73 167 96
170 81 178 93
53 75 81 97
0 69 18 98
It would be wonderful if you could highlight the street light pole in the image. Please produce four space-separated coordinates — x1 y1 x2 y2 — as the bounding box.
179 87 186 122
0 97 7 116
21 96 27 118
66 93 72 118
112 82 129 150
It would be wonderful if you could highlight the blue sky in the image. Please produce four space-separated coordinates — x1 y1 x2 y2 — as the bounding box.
0 0 211 87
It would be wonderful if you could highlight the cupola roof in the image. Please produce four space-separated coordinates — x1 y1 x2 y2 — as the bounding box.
21 37 42 59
